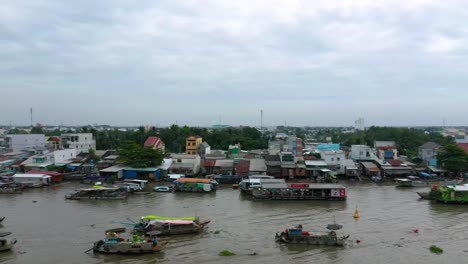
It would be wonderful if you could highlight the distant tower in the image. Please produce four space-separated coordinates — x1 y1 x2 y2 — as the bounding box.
260 109 263 130
30 107 33 127
355 118 365 131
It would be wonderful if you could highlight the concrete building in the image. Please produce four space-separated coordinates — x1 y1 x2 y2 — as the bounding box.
350 145 374 161
355 118 365 131
61 133 96 153
320 150 346 174
418 142 441 163
197 142 211 158
169 154 201 176
186 136 203 155
5 134 46 152
376 146 398 160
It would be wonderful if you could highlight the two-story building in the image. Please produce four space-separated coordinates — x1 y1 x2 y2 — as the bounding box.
168 154 201 176
61 133 96 153
186 136 203 155
320 150 346 174
418 142 440 164
349 145 374 161
5 134 46 152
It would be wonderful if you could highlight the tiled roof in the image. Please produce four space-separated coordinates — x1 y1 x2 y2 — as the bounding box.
144 136 164 147
457 143 468 153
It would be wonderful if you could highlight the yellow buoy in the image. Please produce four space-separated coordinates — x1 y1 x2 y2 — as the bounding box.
353 206 360 219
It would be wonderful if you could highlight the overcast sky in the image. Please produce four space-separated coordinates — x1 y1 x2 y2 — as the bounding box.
1 0 468 127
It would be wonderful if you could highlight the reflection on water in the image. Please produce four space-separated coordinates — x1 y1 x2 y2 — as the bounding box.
1 183 468 264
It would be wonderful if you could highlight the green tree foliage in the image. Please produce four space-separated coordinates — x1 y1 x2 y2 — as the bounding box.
85 125 268 152
86 148 100 163
31 126 44 134
437 144 468 175
118 141 164 168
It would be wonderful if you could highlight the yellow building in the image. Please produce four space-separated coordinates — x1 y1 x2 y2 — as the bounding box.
186 136 203 155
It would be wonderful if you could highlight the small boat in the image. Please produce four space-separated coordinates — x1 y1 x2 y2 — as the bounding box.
0 232 17 252
153 186 172 192
105 227 126 233
0 182 23 194
395 178 413 187
370 176 382 183
135 215 211 236
275 222 349 246
93 232 163 254
0 217 4 223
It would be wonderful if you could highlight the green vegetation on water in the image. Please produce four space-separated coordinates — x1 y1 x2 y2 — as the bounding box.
429 245 443 254
219 250 236 256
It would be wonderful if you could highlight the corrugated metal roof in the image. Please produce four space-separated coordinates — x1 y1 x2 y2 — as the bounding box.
305 160 327 166
361 162 378 169
215 159 234 167
249 159 267 172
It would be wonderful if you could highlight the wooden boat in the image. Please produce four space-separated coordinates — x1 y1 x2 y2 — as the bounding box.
65 187 128 200
153 186 172 192
252 183 347 201
0 232 17 252
135 215 211 236
105 227 126 233
275 223 349 246
93 232 163 254
0 182 23 194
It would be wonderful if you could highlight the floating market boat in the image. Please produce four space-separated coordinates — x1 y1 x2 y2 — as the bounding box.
173 178 218 193
0 182 23 194
275 222 349 246
0 232 17 252
135 215 211 236
93 232 163 254
239 176 283 194
153 186 172 192
436 184 468 204
252 183 347 201
65 187 128 200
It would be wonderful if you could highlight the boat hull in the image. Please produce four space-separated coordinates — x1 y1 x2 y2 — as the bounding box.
93 240 163 254
137 220 211 236
0 239 17 252
275 233 348 246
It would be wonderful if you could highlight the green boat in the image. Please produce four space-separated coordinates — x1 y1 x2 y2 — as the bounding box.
436 184 468 204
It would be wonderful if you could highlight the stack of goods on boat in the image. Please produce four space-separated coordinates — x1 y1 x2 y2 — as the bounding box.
275 222 349 246
93 231 163 254
134 215 211 235
65 186 128 200
435 184 468 204
173 178 218 193
0 232 17 252
252 183 347 201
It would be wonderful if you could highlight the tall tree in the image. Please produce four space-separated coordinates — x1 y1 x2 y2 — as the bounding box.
437 144 468 176
118 142 164 168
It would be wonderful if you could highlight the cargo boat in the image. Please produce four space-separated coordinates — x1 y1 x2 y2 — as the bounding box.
436 184 468 204
65 187 128 200
93 232 163 254
134 215 211 236
173 178 218 193
275 222 349 246
252 183 346 201
239 176 283 194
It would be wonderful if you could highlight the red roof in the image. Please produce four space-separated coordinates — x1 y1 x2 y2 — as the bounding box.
144 136 164 148
385 160 403 167
48 136 60 142
377 146 397 150
457 143 468 153
203 160 216 167
27 170 64 176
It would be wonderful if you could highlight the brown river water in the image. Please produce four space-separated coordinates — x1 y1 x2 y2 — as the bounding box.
1 182 467 264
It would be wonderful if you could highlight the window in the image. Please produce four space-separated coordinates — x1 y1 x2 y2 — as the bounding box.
337 157 340 161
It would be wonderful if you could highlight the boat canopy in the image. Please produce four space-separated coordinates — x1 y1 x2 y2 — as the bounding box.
141 215 196 221
148 220 194 225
